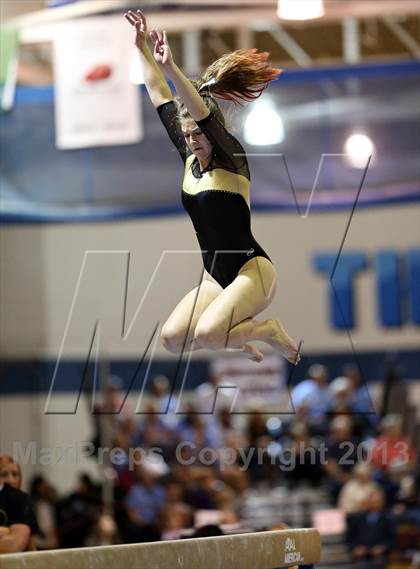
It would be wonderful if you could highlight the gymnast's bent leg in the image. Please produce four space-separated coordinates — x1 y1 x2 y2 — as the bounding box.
192 256 300 364
160 272 273 360
160 278 222 354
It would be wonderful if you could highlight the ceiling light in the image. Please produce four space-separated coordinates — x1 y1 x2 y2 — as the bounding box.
244 101 284 146
344 133 375 169
277 0 325 21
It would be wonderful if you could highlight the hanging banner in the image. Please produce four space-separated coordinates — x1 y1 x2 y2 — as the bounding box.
211 353 285 411
53 15 142 149
0 25 19 112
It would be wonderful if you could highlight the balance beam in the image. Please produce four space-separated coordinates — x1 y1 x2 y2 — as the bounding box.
0 529 321 569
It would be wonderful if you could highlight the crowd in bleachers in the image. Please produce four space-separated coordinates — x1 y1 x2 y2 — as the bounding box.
1 364 419 568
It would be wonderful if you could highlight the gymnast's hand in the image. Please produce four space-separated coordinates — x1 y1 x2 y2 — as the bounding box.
149 28 174 67
124 9 148 51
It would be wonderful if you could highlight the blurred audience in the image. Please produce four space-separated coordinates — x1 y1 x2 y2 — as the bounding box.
2 361 417 568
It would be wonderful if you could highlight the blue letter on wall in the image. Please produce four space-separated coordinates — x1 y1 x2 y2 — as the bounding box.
375 251 401 327
407 249 420 325
313 252 366 330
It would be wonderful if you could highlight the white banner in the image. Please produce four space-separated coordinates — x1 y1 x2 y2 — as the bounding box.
211 353 285 411
53 15 142 149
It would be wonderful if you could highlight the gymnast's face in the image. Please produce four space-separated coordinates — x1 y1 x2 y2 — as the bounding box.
181 119 212 161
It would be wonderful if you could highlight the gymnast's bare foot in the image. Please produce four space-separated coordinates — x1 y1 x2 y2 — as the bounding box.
266 320 300 365
226 344 264 362
242 343 264 363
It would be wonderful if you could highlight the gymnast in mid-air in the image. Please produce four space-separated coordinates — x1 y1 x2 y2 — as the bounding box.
125 10 300 365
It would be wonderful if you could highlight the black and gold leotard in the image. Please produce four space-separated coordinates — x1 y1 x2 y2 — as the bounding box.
157 100 271 289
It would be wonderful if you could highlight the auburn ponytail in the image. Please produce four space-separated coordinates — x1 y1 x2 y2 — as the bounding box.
198 48 283 105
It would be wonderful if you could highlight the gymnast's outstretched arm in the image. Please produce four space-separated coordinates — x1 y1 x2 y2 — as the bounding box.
124 10 173 109
148 28 210 122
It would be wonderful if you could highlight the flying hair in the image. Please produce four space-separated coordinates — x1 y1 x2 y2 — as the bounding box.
198 48 283 105
175 48 282 126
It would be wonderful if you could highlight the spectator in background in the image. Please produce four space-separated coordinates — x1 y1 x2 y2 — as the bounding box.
212 483 240 524
84 513 118 547
290 364 330 418
160 476 192 537
371 414 415 473
245 404 269 448
327 376 353 414
184 468 218 511
0 455 21 490
0 455 39 549
327 376 373 438
119 416 137 448
342 364 373 414
134 401 175 461
91 376 131 456
163 478 186 505
338 463 379 515
346 488 396 569
29 475 58 550
324 416 360 503
283 401 328 439
110 425 137 495
388 463 420 557
194 372 236 416
55 473 102 549
160 503 193 540
176 403 219 452
219 466 249 499
241 405 276 484
98 376 128 415
194 372 236 447
386 460 419 516
149 375 181 430
216 406 246 449
0 455 34 553
282 421 323 487
124 463 166 540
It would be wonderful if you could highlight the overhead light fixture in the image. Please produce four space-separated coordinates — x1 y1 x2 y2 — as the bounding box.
344 133 375 169
277 0 325 21
244 100 284 146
